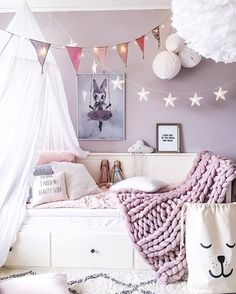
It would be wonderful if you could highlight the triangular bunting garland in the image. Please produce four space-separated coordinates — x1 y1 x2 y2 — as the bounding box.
94 47 107 65
117 43 128 67
152 26 160 47
66 46 82 74
136 35 145 59
30 39 51 74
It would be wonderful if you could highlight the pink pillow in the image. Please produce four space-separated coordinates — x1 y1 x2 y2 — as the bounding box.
37 151 76 165
0 273 69 294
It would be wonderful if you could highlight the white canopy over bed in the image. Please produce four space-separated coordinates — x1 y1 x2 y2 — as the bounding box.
0 2 87 265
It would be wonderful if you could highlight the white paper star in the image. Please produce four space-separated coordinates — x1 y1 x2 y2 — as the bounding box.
214 86 227 101
189 93 203 107
137 88 150 102
82 90 87 101
92 60 97 74
163 93 177 107
111 75 125 90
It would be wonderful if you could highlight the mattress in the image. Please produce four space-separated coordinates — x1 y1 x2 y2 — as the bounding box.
22 208 125 232
26 207 120 218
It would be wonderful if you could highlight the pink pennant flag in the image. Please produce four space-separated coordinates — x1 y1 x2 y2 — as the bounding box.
30 39 51 73
66 46 82 74
136 35 145 59
117 43 129 67
152 26 160 47
93 47 107 65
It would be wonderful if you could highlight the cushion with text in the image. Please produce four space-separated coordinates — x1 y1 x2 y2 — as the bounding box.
31 172 67 207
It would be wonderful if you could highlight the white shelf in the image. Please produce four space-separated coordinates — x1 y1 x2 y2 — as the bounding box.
87 152 197 157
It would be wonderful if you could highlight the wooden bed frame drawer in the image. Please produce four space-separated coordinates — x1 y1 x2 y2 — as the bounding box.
5 232 50 267
51 232 133 268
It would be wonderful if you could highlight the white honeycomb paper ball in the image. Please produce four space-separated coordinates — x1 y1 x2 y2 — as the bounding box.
166 33 185 53
152 51 181 79
178 45 202 68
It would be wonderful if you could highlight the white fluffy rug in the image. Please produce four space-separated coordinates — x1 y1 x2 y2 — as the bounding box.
0 268 188 294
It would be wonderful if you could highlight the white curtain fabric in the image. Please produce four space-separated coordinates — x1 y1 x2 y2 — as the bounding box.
0 3 87 265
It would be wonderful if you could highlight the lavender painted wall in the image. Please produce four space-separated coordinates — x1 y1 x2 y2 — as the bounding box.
0 10 235 159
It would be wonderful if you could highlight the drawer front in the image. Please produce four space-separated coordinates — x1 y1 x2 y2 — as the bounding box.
51 233 133 268
134 251 150 270
5 232 50 267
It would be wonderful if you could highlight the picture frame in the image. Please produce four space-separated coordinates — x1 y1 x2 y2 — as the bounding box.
77 73 125 140
156 123 181 153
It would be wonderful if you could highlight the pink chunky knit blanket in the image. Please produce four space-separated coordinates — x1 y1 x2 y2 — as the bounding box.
115 151 236 284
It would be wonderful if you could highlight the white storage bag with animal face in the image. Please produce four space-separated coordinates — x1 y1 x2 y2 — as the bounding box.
185 203 236 294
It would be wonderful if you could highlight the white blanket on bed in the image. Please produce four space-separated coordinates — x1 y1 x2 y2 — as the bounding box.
27 191 117 209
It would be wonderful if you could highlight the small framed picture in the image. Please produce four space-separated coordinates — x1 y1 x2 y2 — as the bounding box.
156 123 181 153
77 73 125 140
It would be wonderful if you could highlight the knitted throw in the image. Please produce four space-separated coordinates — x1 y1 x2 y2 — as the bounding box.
115 151 236 284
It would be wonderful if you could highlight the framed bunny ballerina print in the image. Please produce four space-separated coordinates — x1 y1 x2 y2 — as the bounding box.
77 73 125 140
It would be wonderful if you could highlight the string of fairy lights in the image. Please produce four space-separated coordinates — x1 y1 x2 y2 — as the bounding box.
0 12 233 108
47 13 234 107
85 49 231 107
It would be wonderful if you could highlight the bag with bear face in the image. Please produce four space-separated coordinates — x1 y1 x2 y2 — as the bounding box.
185 203 236 294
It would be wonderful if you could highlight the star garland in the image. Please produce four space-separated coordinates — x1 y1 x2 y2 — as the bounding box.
137 88 150 102
189 93 203 107
163 93 177 107
135 86 228 108
111 75 125 90
214 86 227 101
92 60 97 74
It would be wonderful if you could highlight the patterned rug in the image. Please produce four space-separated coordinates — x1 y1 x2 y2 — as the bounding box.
0 269 188 294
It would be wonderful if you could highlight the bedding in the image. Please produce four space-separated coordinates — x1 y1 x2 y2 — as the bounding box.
28 190 117 209
31 172 68 207
27 164 54 204
115 151 236 284
23 207 123 230
52 162 101 200
37 151 76 165
26 207 120 218
33 164 54 176
110 176 167 192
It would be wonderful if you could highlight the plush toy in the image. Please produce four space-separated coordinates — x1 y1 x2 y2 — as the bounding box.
110 160 125 184
98 159 111 188
128 140 154 153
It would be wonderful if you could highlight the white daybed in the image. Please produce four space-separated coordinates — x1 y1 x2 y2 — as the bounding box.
5 153 232 270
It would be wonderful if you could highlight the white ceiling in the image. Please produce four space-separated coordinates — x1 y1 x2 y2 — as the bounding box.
0 0 171 12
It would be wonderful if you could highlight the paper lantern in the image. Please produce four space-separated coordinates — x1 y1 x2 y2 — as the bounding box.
152 51 181 80
165 33 184 53
172 0 236 63
178 45 202 68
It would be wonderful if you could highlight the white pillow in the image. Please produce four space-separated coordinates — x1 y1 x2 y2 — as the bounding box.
110 176 166 192
31 172 68 207
0 273 69 294
52 162 101 200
